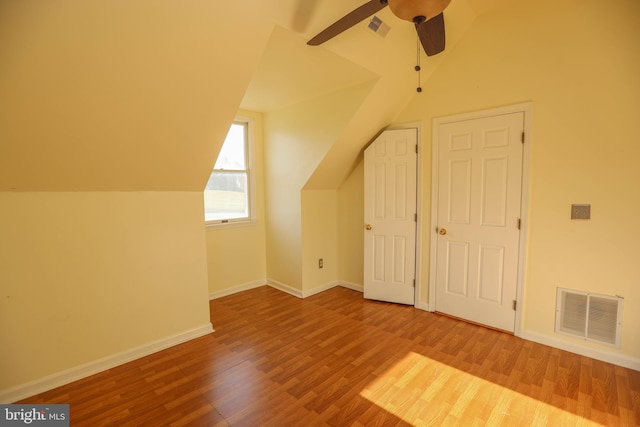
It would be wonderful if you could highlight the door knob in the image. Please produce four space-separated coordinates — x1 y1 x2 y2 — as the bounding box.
438 228 447 235
365 224 372 230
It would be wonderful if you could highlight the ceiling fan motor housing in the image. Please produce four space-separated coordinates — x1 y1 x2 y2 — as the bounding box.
387 0 451 22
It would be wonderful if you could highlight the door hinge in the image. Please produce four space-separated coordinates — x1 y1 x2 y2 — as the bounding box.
413 279 416 287
415 213 417 222
513 300 517 311
521 132 525 143
517 218 521 230
416 144 418 153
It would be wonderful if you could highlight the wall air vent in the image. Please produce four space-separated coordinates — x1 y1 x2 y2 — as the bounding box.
368 16 390 39
555 287 623 347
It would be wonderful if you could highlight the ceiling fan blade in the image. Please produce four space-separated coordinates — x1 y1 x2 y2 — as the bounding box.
416 12 445 56
307 0 388 46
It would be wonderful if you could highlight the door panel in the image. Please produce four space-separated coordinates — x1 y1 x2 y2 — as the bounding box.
445 241 469 296
449 159 471 223
435 113 524 331
364 128 417 305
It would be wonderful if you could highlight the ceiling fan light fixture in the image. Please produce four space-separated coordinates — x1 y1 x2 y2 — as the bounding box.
307 0 448 57
387 0 451 22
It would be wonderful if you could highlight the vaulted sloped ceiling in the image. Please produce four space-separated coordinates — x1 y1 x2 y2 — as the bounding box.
243 0 480 114
0 1 274 191
240 25 378 113
0 0 502 192
241 0 484 189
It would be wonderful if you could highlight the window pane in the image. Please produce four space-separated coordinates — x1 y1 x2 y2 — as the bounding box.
204 172 248 221
214 123 246 170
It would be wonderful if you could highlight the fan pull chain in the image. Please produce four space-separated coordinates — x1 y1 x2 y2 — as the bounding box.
415 34 422 93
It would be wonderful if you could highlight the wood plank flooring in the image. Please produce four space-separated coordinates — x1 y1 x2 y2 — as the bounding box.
20 286 640 426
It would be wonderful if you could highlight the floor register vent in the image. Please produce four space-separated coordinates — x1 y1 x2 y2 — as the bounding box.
555 288 623 347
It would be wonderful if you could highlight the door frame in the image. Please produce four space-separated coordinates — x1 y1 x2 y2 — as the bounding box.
428 103 532 337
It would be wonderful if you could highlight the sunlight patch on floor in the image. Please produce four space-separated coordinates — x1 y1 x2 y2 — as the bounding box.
359 351 602 426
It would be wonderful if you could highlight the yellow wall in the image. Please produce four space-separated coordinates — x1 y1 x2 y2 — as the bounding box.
391 0 640 360
301 190 339 293
337 161 365 287
263 82 375 291
0 1 276 397
205 111 267 296
0 192 211 391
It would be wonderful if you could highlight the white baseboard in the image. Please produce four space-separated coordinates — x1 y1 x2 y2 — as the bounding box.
338 281 363 293
209 279 267 300
303 281 341 298
266 279 362 299
211 279 333 301
0 323 214 404
520 330 640 371
266 278 303 298
415 301 430 311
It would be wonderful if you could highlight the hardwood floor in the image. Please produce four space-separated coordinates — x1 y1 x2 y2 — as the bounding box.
20 286 640 426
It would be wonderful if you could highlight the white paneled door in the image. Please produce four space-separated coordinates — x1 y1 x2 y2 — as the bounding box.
435 113 524 331
364 129 417 305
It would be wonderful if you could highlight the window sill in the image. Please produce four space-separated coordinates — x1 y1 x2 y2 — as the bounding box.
205 218 256 230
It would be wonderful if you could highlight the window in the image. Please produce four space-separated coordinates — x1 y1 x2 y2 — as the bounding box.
204 119 253 225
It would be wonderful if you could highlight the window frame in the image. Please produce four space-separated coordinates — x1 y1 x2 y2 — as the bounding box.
204 116 256 228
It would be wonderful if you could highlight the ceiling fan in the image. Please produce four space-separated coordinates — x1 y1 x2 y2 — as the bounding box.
307 0 451 56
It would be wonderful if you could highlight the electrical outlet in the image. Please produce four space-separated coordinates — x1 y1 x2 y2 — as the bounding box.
318 258 323 269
